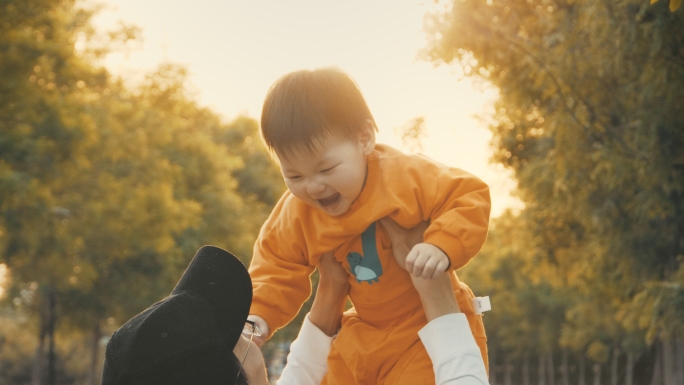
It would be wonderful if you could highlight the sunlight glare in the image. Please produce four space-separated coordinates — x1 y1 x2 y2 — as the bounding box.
0 264 7 299
90 0 522 216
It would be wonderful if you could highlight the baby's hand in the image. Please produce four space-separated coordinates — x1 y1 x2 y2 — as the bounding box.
246 315 270 348
406 243 450 279
379 217 428 270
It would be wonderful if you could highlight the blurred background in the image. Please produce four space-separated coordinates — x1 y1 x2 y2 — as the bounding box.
0 0 682 384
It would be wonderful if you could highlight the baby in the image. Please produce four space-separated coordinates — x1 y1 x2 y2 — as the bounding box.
248 67 490 385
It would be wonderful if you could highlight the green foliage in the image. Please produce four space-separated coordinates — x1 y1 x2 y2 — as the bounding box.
651 0 682 12
425 0 684 374
1 0 284 382
0 315 35 385
460 211 571 358
0 309 103 385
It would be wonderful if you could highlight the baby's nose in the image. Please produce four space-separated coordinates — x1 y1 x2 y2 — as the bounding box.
306 180 326 195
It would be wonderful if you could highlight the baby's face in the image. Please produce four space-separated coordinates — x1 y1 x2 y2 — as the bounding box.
277 130 374 217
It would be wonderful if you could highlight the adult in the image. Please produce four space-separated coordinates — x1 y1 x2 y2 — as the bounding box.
101 223 488 385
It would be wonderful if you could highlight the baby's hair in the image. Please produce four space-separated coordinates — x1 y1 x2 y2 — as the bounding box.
260 67 378 158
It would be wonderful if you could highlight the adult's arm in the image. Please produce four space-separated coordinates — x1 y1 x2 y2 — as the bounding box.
276 314 334 385
419 313 489 385
382 217 489 385
276 279 488 385
277 252 349 385
413 271 488 385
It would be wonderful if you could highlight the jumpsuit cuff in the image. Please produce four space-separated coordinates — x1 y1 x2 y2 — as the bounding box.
424 232 468 271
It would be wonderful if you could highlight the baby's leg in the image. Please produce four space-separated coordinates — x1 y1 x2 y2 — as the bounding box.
383 340 435 385
475 336 489 373
320 346 356 385
452 276 490 372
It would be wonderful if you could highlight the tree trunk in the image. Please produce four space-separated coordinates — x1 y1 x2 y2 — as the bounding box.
539 353 547 385
625 352 634 385
561 349 569 385
675 339 684 385
86 321 102 385
579 355 586 385
523 354 531 385
46 288 57 385
651 341 663 385
611 348 619 385
505 362 513 385
31 308 47 385
31 337 45 385
547 352 556 385
592 364 601 385
490 346 497 385
664 337 675 385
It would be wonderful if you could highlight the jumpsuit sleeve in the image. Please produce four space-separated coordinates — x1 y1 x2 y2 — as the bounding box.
248 195 316 334
414 161 491 270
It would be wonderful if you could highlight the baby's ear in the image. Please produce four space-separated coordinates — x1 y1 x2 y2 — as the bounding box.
359 119 376 155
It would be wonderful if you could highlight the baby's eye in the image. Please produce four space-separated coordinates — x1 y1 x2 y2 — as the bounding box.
286 175 302 181
320 166 337 173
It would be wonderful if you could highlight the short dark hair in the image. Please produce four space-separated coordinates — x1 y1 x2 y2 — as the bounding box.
260 67 378 158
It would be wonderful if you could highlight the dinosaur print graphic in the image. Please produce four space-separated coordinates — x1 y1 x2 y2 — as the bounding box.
347 222 383 284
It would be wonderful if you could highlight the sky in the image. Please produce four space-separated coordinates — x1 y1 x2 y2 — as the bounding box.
89 0 522 217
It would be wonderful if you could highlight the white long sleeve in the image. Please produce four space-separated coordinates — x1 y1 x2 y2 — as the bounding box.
277 312 488 385
276 314 333 385
418 313 489 385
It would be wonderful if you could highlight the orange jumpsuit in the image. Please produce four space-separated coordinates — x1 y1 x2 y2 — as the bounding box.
249 144 491 384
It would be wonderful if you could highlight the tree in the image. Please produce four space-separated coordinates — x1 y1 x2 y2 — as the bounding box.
1 1 284 384
459 211 571 384
424 0 684 383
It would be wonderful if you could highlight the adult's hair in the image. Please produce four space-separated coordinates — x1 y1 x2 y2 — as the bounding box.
117 347 249 385
101 246 252 385
260 67 378 158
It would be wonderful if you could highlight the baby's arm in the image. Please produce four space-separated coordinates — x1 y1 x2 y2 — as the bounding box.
383 158 490 278
391 158 490 274
421 168 490 273
250 251 348 347
380 215 449 280
248 210 316 346
248 244 314 347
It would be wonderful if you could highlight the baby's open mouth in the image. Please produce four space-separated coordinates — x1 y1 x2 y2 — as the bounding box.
317 193 341 208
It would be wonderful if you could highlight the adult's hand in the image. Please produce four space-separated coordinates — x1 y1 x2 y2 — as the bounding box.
379 217 428 268
309 251 350 336
379 217 460 321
